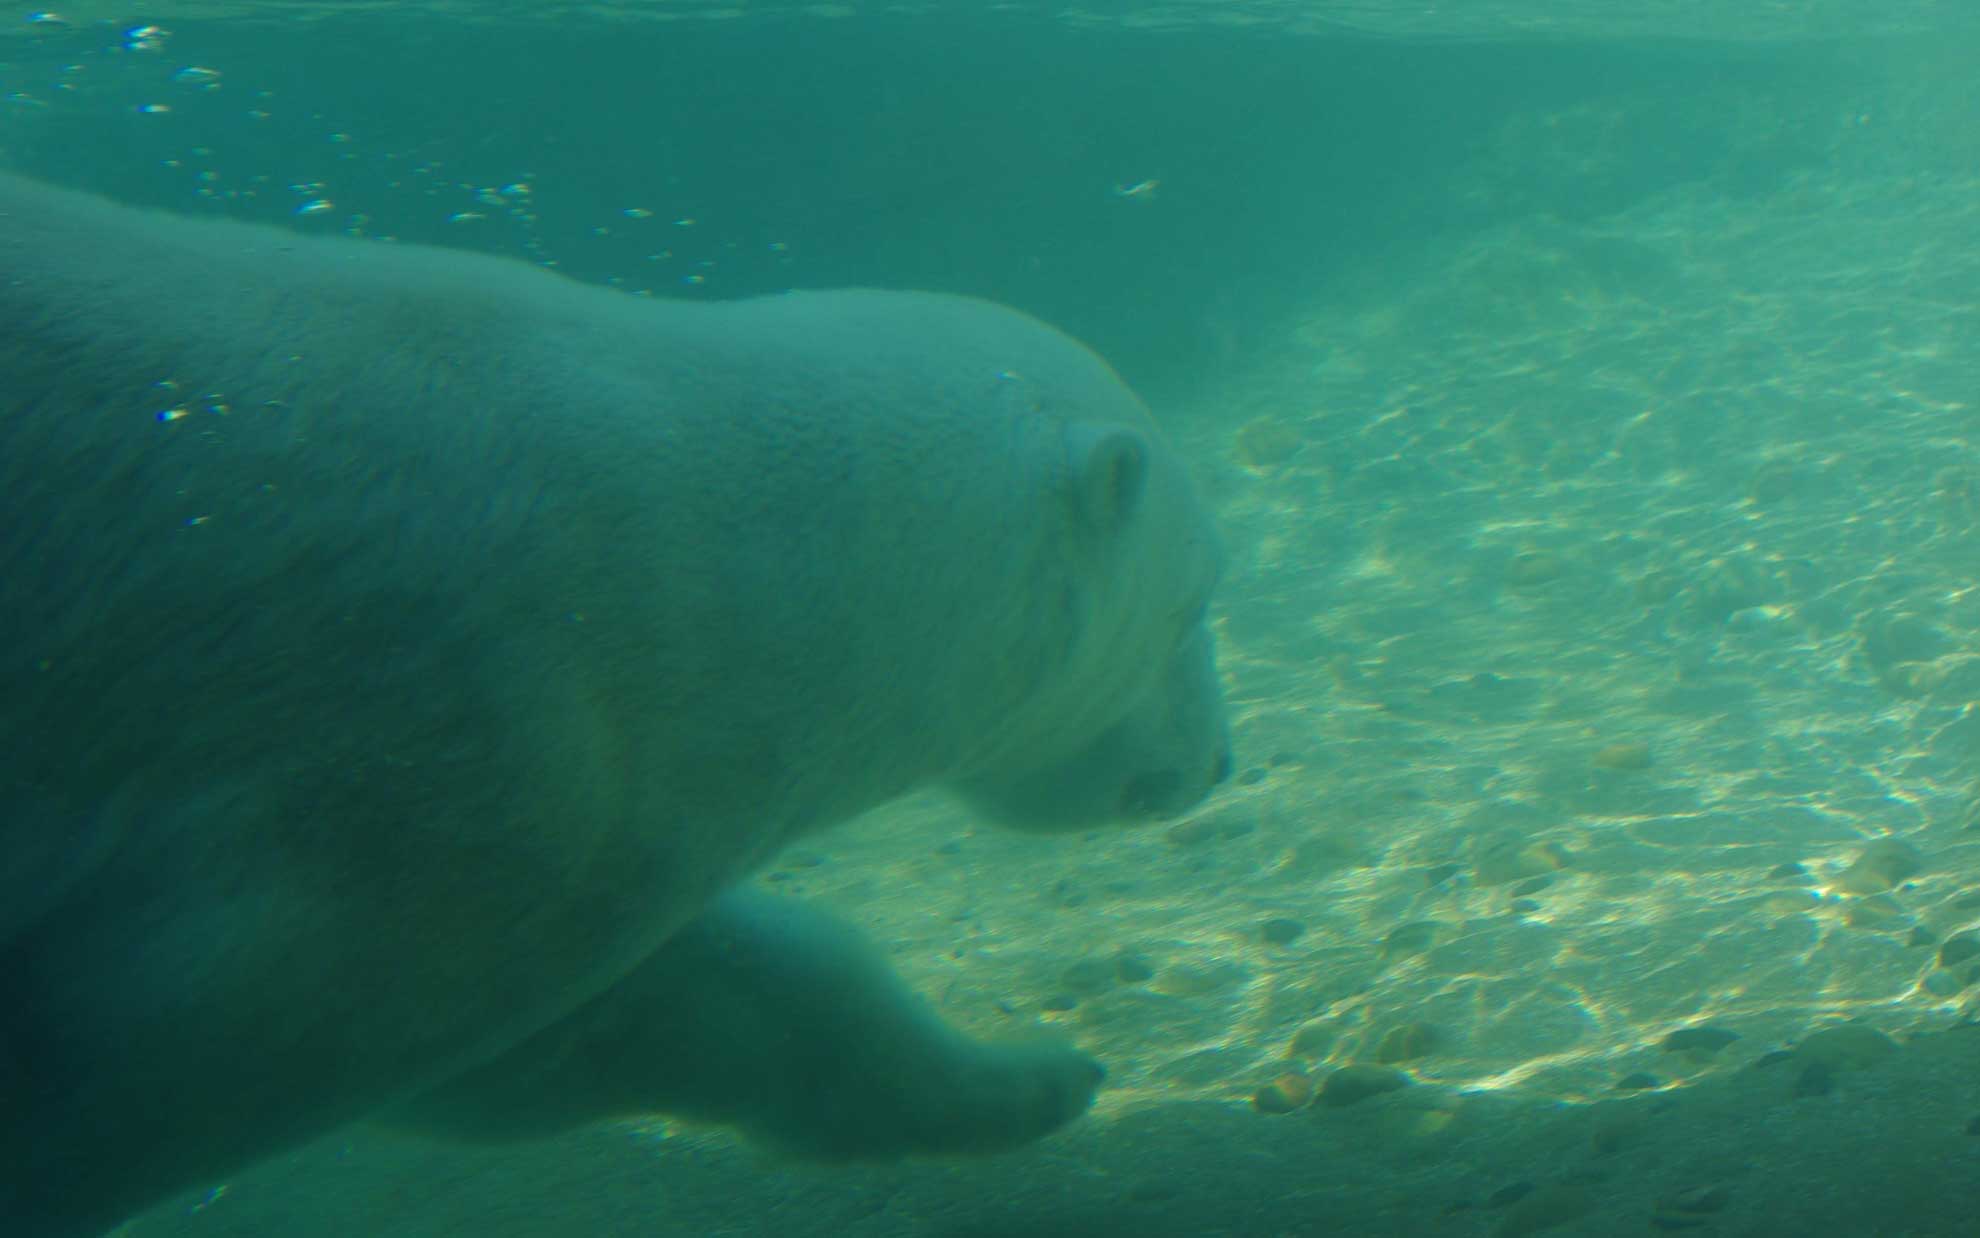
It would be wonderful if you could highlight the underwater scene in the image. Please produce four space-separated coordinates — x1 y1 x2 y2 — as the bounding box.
5 1 1980 1235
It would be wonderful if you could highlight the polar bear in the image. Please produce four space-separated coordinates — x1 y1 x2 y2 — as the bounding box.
0 174 1230 1238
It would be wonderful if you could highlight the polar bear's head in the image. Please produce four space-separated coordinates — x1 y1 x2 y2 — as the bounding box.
952 415 1233 833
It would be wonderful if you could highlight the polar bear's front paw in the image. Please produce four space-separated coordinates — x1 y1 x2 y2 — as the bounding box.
926 1040 1105 1155
763 1037 1104 1162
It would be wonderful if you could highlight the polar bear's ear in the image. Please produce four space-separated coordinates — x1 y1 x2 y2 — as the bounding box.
1068 424 1149 534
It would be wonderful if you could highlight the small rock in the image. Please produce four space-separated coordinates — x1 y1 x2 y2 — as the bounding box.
1319 1064 1410 1107
1635 569 1681 605
1260 917 1307 945
1505 552 1566 589
1382 921 1448 959
1837 838 1924 895
1423 862 1462 888
1843 893 1911 932
1477 840 1573 887
1252 1072 1314 1114
1795 1023 1898 1071
1940 933 1980 969
1924 968 1969 997
1049 877 1087 908
1662 1025 1740 1056
1592 741 1653 771
1059 958 1117 996
1234 416 1302 469
1761 890 1819 916
1374 1022 1438 1064
1287 1020 1337 1059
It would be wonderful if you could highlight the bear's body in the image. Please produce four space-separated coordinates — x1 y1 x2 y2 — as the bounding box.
0 176 1228 1238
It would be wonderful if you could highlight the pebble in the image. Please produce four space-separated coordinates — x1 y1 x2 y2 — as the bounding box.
1591 740 1653 771
1252 1072 1314 1114
1319 1064 1410 1107
1260 917 1307 945
1635 568 1681 605
1843 893 1911 932
1795 1023 1898 1071
1940 932 1980 969
1837 838 1923 894
1761 890 1819 916
1476 840 1573 887
1923 968 1968 997
1382 920 1448 959
1287 1020 1338 1059
1059 958 1117 996
1661 1025 1740 1056
1234 416 1302 469
1505 552 1567 588
1373 1022 1438 1063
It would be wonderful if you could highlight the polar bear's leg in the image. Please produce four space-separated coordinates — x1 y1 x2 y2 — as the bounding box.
387 889 1103 1159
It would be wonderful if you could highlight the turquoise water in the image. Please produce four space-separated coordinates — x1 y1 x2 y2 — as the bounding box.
7 4 1980 1235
